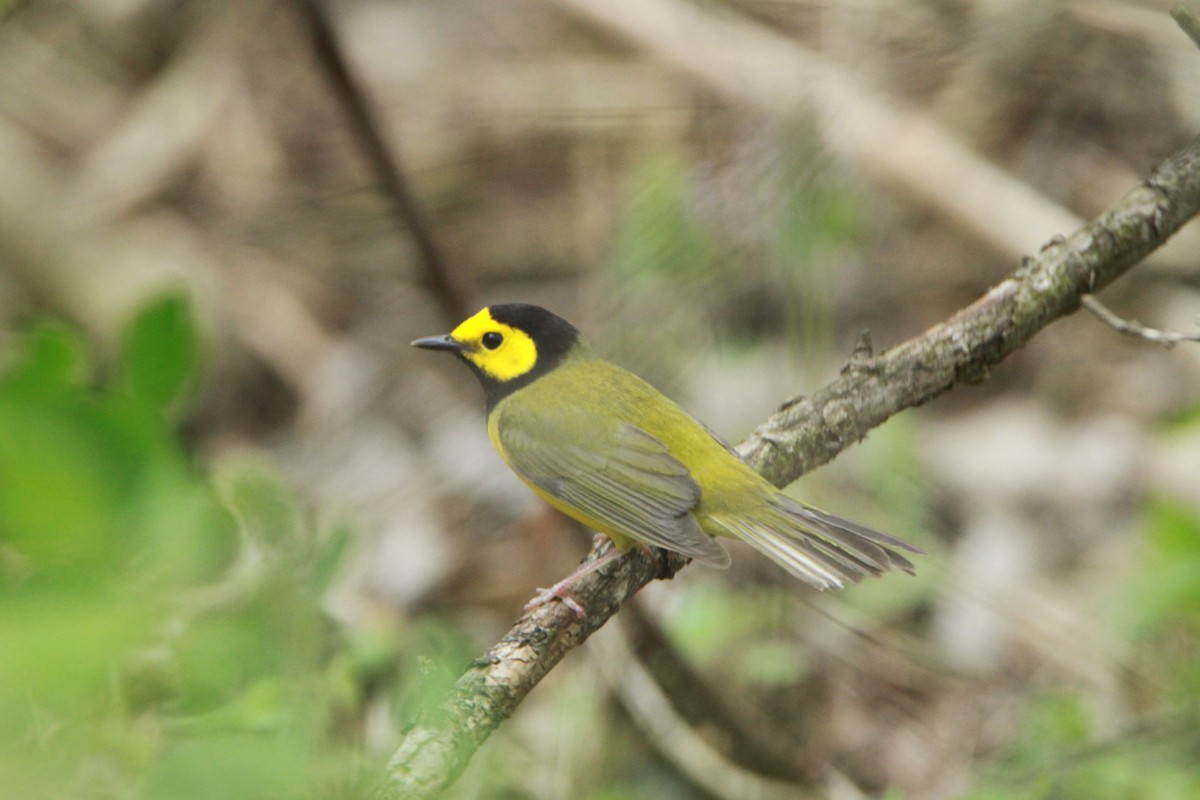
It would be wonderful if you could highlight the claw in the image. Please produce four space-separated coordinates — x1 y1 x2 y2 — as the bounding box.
523 540 625 618
524 584 586 617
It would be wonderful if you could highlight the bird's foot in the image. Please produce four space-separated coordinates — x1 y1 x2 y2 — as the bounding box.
524 582 587 617
523 542 625 618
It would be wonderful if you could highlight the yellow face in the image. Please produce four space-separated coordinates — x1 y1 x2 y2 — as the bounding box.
451 308 538 381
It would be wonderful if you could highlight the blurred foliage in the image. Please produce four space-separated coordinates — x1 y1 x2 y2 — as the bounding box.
838 413 942 616
1122 497 1200 639
662 583 811 683
0 293 372 799
964 696 1200 800
2 0 1198 795
609 141 863 362
119 293 201 412
959 496 1200 800
769 147 864 367
612 151 723 288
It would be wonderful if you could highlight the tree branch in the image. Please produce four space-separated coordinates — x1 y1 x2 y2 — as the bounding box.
1080 294 1200 348
1173 2 1200 49
377 130 1200 800
738 138 1200 486
377 5 1200 796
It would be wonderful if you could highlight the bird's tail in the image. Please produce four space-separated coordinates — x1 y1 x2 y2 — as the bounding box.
708 494 920 590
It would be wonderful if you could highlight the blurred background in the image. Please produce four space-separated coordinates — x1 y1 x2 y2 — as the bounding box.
2 0 1200 797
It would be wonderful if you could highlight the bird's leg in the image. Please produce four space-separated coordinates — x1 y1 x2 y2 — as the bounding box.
524 539 626 618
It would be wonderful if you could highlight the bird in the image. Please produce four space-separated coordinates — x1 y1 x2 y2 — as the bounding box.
412 304 920 616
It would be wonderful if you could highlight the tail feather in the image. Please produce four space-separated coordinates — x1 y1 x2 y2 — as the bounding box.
776 498 919 576
714 516 850 589
786 498 922 554
709 496 921 590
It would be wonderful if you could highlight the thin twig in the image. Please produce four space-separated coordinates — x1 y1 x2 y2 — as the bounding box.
1172 3 1200 49
1081 295 1200 348
294 0 469 322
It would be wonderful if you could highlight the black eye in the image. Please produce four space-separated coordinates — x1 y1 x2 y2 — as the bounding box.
482 332 503 350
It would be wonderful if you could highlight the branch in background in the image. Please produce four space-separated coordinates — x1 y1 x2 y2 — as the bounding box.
555 0 1200 273
376 5 1200 797
295 0 470 322
617 599 816 781
554 0 1076 264
587 620 821 800
1081 295 1200 348
1174 2 1200 48
68 1 265 221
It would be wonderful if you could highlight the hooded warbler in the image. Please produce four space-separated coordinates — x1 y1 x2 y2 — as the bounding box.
413 304 919 615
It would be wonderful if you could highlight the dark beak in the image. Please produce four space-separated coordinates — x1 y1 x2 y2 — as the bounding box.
411 334 466 352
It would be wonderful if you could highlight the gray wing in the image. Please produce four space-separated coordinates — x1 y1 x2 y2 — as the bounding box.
498 414 730 567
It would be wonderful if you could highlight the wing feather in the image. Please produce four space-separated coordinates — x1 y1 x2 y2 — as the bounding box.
498 413 729 567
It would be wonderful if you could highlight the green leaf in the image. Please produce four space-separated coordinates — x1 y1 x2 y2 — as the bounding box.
0 321 89 392
120 292 201 410
0 392 133 577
